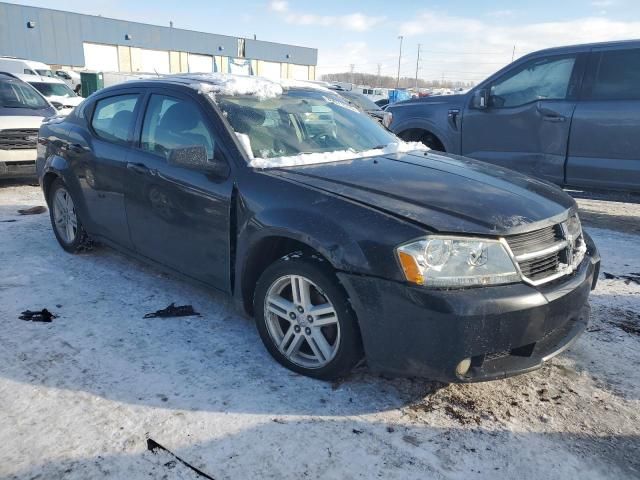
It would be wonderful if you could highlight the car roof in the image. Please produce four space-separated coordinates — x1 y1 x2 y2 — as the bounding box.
101 73 333 97
0 56 50 67
521 38 640 58
15 73 67 84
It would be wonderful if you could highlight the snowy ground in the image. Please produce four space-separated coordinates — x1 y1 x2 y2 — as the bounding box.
0 182 638 480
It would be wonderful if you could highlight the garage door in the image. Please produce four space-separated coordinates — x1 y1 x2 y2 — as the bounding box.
291 64 310 80
83 43 119 71
140 49 170 74
188 54 213 73
260 61 281 80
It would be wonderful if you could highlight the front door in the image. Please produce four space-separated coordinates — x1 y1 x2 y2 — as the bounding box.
461 54 584 184
123 90 233 291
566 45 640 190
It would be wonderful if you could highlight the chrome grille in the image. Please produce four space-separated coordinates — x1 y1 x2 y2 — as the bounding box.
506 225 562 257
0 129 39 150
505 215 586 286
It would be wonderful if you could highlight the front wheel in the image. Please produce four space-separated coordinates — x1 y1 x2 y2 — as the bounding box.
254 255 363 380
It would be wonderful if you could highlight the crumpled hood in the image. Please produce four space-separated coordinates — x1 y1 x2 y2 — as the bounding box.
266 151 576 236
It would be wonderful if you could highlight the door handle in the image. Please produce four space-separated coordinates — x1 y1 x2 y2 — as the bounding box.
126 162 150 174
537 105 567 122
541 114 566 123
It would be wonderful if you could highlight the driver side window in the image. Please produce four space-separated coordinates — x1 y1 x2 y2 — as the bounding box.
141 94 215 161
490 56 576 108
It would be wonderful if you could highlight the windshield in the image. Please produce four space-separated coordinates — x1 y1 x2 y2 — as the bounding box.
31 82 76 98
0 79 50 109
336 91 382 111
217 89 396 162
36 69 55 78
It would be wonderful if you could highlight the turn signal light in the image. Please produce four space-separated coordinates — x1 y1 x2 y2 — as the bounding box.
398 251 424 285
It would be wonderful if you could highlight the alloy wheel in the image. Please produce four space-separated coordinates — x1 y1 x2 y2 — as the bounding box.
264 274 341 369
52 187 78 244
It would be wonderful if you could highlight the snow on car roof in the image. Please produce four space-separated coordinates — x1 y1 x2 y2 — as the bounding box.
157 73 332 100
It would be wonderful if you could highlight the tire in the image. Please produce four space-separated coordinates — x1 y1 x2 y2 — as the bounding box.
48 178 90 253
254 254 363 380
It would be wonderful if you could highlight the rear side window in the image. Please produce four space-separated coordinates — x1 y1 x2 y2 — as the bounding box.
490 56 576 108
140 94 215 160
91 94 139 144
587 48 640 100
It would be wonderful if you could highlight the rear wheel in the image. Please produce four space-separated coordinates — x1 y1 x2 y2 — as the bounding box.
48 178 90 253
254 255 362 380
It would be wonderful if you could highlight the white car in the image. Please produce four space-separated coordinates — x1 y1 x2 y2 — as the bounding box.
54 69 81 90
0 56 54 78
0 72 57 178
17 74 83 116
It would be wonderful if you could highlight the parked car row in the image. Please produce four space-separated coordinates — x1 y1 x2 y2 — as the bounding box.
386 39 640 192
35 73 599 382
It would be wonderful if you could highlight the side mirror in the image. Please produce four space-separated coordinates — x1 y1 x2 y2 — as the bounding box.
51 101 64 110
471 89 489 110
168 145 229 176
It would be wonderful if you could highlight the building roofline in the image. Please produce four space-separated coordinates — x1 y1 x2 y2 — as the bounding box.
0 1 317 53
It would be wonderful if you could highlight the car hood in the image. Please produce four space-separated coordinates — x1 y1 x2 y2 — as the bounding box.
393 94 467 108
48 95 83 107
266 151 575 236
0 115 47 129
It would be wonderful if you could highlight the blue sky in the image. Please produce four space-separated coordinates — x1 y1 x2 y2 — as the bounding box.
10 0 640 83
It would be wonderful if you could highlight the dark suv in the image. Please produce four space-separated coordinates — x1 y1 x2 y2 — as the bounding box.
37 74 600 382
387 40 640 191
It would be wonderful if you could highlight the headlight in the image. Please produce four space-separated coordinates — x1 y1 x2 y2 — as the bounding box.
396 236 520 287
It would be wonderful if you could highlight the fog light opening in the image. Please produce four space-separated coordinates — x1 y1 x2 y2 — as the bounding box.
456 358 472 377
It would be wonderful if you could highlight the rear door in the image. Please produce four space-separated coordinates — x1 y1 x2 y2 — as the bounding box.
566 45 640 190
123 89 234 291
68 91 143 249
461 54 585 184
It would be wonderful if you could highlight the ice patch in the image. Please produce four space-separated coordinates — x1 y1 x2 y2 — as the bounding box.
249 141 429 169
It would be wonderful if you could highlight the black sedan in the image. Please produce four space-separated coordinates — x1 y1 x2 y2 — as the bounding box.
36 74 600 382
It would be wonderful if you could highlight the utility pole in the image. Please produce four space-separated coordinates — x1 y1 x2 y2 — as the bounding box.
349 63 355 85
415 43 422 89
396 35 403 89
511 45 516 62
377 63 381 87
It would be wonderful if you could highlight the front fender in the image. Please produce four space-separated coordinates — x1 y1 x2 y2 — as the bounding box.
239 206 370 274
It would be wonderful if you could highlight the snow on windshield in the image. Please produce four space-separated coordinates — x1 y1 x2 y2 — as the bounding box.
189 74 428 168
249 141 428 169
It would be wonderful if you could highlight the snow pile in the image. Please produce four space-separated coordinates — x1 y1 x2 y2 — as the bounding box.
249 141 429 169
186 73 284 100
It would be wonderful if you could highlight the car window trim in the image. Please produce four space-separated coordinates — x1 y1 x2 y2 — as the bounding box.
87 90 144 146
486 53 581 110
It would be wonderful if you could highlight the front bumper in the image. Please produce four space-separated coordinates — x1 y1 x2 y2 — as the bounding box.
338 235 600 382
0 149 37 178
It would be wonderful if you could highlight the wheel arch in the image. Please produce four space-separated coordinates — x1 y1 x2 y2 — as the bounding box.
398 127 446 152
238 234 336 317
